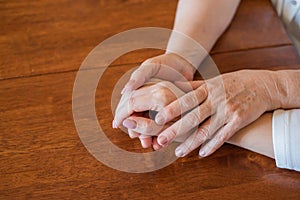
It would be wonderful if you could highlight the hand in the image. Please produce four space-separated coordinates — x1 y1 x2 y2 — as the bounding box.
123 111 168 150
113 80 186 148
154 70 281 157
114 52 196 128
124 112 192 150
119 53 195 97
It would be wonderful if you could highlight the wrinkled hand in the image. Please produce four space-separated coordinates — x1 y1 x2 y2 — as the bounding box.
114 80 186 149
119 53 195 98
154 70 281 157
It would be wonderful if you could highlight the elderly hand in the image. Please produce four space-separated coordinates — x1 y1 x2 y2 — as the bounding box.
154 70 283 157
119 53 195 96
113 80 186 149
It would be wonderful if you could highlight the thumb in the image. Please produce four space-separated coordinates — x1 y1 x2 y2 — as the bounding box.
121 62 160 94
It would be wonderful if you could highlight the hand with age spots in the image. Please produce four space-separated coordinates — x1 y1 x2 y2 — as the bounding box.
154 70 285 157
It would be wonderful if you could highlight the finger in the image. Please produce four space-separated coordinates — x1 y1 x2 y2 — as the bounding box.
115 87 162 127
123 116 167 136
199 121 236 157
121 62 160 94
174 114 225 157
115 82 182 127
117 112 143 137
174 81 204 92
127 129 140 139
139 135 152 148
157 102 211 146
175 119 211 157
152 137 162 151
155 85 208 125
114 91 134 127
127 122 152 148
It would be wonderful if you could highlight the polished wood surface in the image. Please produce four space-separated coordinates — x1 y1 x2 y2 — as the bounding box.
1 0 300 199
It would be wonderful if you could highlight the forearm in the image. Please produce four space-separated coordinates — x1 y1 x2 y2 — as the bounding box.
272 70 300 109
227 113 275 159
218 69 300 166
167 0 240 68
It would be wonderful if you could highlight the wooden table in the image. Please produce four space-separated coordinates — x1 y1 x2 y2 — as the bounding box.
1 0 300 199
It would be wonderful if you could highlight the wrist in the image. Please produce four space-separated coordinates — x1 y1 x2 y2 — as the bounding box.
265 71 283 111
272 70 300 109
166 30 208 71
164 52 195 81
264 70 296 111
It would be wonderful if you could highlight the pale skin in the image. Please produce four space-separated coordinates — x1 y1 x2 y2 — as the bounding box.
115 70 300 158
153 70 300 156
117 0 241 96
113 0 300 158
114 0 241 148
115 79 186 148
116 79 276 158
154 70 300 157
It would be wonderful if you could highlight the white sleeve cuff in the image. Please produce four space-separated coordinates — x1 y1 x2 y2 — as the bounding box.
272 109 300 171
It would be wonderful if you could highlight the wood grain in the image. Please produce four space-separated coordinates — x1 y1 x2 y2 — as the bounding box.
1 64 300 199
212 0 292 53
0 0 293 80
212 46 300 73
1 0 300 199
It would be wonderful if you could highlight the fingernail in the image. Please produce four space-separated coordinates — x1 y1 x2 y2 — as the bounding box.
112 120 117 129
199 150 206 157
123 119 136 129
140 139 148 148
158 135 168 146
155 114 165 125
139 136 149 148
175 147 184 157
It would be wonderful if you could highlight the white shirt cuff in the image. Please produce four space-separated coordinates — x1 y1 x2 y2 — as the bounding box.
272 109 300 171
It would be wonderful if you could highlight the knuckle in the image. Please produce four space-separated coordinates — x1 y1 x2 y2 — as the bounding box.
203 86 208 97
128 93 135 110
201 103 211 116
233 111 244 125
216 133 227 145
180 93 198 109
196 126 210 140
166 127 177 140
225 101 236 115
185 111 201 127
196 86 208 100
165 105 178 118
155 88 168 103
150 104 161 112
224 101 244 124
152 85 174 106
137 119 152 133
